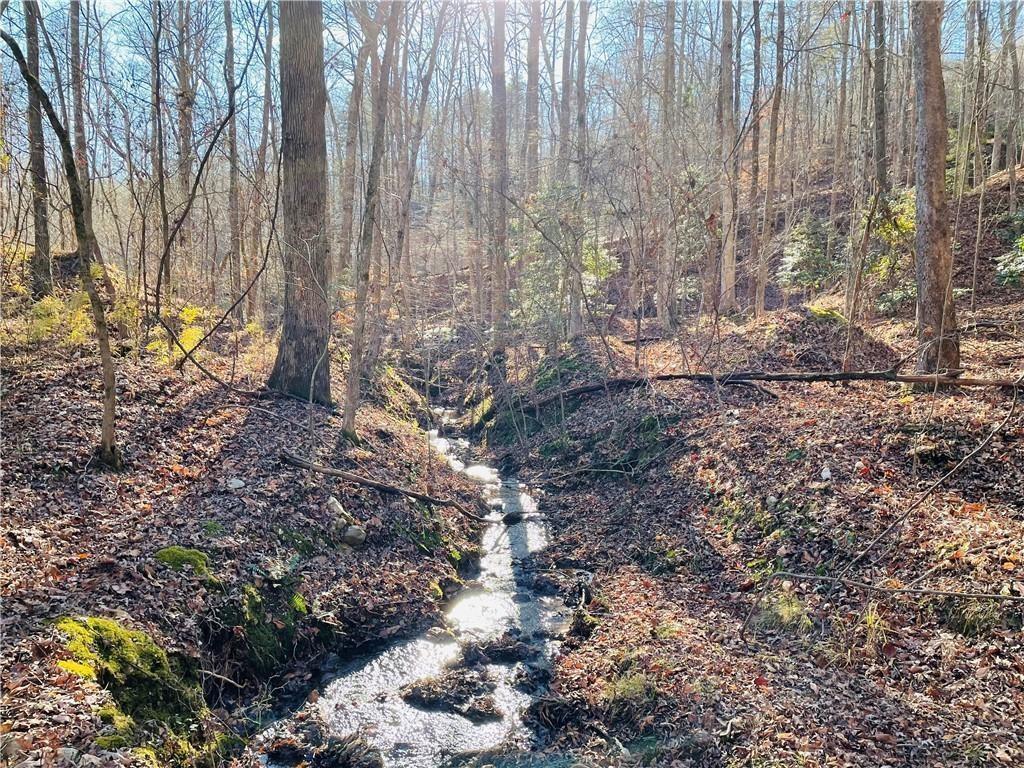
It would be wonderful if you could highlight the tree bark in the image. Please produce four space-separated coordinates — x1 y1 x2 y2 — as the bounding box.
872 0 889 193
24 0 51 297
911 0 959 373
719 1 737 312
268 0 332 403
525 0 541 197
557 1 574 174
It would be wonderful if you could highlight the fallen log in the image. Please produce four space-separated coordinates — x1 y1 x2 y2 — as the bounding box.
474 368 1021 426
280 450 488 523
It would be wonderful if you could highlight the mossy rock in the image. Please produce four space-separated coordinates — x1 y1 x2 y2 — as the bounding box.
56 616 230 764
155 546 218 585
223 583 312 677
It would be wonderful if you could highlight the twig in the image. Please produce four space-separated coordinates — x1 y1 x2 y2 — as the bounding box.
279 450 488 523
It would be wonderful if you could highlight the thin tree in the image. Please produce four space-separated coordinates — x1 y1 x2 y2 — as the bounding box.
719 0 737 312
2 29 122 468
872 0 889 194
755 0 784 318
268 0 332 403
224 0 242 325
343 1 402 436
911 0 959 373
491 0 510 347
23 0 51 297
525 0 541 197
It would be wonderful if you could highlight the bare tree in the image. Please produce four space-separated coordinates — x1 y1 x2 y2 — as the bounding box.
23 0 51 297
268 0 332 403
343 1 402 436
912 0 959 373
224 0 242 325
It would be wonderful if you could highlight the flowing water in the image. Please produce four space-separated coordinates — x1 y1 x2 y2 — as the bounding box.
267 420 571 767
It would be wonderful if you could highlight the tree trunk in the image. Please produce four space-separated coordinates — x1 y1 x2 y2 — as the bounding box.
24 0 51 298
567 0 588 338
343 1 402 435
2 29 122 468
268 0 332 403
249 2 273 321
873 0 889 193
755 0 784 318
659 0 679 330
912 0 959 373
491 0 510 347
224 0 242 325
719 0 737 312
557 1 574 173
525 0 541 197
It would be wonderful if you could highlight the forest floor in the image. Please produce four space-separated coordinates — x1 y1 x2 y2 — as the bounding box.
444 185 1024 767
0 342 483 766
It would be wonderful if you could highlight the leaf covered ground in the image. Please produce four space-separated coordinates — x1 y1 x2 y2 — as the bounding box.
1 342 481 766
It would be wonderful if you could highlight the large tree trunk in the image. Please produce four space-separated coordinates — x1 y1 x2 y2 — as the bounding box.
24 0 51 298
343 1 402 436
755 0 784 318
268 0 332 403
718 1 737 312
912 0 959 373
151 0 171 298
491 0 510 348
224 0 242 325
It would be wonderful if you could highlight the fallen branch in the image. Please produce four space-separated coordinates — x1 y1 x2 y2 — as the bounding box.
279 450 488 523
740 570 1024 645
474 368 1021 426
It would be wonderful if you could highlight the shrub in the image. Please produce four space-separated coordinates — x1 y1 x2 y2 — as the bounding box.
995 236 1024 286
777 216 836 292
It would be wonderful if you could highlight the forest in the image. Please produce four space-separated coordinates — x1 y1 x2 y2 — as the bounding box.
1 0 1022 766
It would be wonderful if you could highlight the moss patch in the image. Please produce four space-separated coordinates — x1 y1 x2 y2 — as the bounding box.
155 546 216 582
56 616 224 763
224 583 311 677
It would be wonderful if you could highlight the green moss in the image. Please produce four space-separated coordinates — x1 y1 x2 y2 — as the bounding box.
57 659 96 679
201 520 225 537
755 593 813 634
226 583 310 677
603 672 657 706
278 527 317 556
56 616 227 763
289 593 308 615
57 617 205 727
95 735 131 750
535 353 583 392
807 304 846 324
155 547 213 580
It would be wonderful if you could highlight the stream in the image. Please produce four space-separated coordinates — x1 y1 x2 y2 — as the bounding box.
265 417 572 767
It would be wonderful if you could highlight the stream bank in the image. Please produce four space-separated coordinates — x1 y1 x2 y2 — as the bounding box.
253 416 576 767
0 351 487 767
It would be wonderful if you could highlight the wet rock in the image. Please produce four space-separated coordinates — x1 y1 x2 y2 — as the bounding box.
341 525 367 548
311 736 384 768
400 668 499 722
461 695 503 723
530 573 561 595
568 608 598 639
513 662 552 693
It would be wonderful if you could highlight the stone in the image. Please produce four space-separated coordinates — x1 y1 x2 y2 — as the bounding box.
326 496 352 524
342 525 367 548
226 478 245 490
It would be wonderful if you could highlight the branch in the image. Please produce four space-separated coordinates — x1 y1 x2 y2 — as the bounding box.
279 450 488 523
